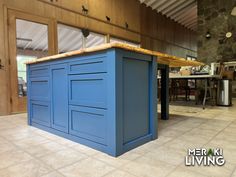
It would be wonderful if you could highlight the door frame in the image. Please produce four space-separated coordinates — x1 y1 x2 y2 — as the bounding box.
7 9 57 113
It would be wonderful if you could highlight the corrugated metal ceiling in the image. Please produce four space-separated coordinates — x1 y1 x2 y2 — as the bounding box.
139 0 197 31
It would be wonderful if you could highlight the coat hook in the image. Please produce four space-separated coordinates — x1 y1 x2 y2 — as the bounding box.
106 16 111 22
0 59 4 70
125 22 129 29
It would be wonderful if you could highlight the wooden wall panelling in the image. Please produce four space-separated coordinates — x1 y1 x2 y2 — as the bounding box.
140 4 147 37
111 0 125 30
8 10 20 113
156 14 166 41
141 35 152 50
0 3 10 115
123 0 140 32
190 32 197 51
60 0 85 13
183 28 190 49
174 23 184 47
165 45 173 56
88 0 108 24
150 10 157 39
153 39 166 54
164 19 174 44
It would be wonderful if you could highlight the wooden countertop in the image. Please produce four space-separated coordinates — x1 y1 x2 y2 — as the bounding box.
26 43 204 67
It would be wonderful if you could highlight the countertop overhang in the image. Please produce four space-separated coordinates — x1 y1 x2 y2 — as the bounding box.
25 43 204 67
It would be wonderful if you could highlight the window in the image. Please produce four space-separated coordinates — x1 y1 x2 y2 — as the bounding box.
57 24 106 53
57 24 83 53
85 32 105 48
110 37 140 47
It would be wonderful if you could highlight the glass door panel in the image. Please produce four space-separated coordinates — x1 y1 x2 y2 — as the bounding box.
16 19 49 97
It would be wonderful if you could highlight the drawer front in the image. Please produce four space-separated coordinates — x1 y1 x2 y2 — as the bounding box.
29 65 49 77
30 77 50 101
69 105 107 145
68 56 107 75
69 73 107 109
31 101 51 127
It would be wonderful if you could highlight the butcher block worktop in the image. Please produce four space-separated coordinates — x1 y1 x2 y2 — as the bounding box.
26 43 204 67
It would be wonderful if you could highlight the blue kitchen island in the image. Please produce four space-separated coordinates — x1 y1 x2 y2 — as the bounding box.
26 43 157 156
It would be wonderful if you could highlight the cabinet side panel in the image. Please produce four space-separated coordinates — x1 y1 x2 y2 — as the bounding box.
123 58 149 143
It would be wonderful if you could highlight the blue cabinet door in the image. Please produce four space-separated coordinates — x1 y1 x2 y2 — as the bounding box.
51 64 69 133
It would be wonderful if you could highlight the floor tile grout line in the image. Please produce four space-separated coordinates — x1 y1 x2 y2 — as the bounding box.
229 166 236 177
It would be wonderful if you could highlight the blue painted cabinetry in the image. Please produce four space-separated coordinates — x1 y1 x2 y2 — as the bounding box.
27 48 157 156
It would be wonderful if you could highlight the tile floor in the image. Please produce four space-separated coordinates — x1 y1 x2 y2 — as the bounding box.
0 100 236 177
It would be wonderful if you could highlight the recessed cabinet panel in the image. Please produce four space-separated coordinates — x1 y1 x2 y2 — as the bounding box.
69 56 107 75
123 58 149 144
30 66 49 77
31 101 50 127
69 105 107 145
69 74 107 108
30 77 49 101
51 64 68 133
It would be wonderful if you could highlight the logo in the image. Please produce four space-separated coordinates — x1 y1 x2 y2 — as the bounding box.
185 148 225 166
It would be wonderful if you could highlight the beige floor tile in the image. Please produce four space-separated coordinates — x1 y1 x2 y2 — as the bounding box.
0 149 32 169
129 141 161 155
231 169 236 177
179 161 235 177
0 159 52 177
0 121 17 130
214 132 236 142
39 148 87 170
221 148 236 165
122 156 176 177
59 157 114 177
158 128 185 138
207 139 236 150
54 136 80 147
24 141 68 158
166 167 209 177
71 143 100 156
163 138 205 153
40 171 65 177
152 136 173 146
0 137 9 144
94 150 140 168
0 142 17 154
103 170 137 177
144 145 186 166
13 135 50 149
178 134 210 145
186 128 219 139
2 131 41 141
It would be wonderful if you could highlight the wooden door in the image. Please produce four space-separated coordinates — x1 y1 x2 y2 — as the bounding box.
8 10 56 113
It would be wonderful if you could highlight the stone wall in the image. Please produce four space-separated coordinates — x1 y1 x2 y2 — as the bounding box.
198 0 236 64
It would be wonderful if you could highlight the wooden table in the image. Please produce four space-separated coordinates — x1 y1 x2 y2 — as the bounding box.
158 71 220 117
